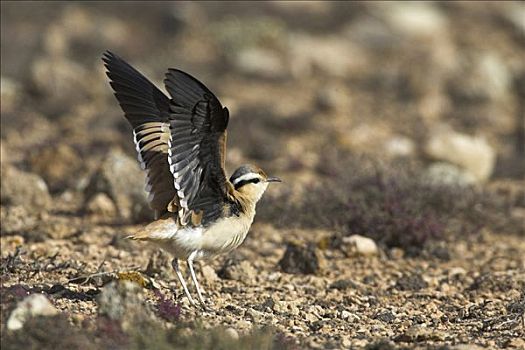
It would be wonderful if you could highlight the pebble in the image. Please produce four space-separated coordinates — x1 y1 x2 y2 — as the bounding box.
377 2 448 38
86 193 117 217
218 259 256 283
343 235 379 256
224 327 239 340
278 242 321 275
245 308 265 323
1 76 20 113
31 55 92 106
425 127 496 182
97 280 153 331
384 136 416 158
234 47 285 78
201 265 219 284
29 143 80 192
340 310 352 320
0 205 38 234
423 162 477 187
7 294 58 330
289 34 366 78
83 148 152 222
1 167 52 211
397 325 446 342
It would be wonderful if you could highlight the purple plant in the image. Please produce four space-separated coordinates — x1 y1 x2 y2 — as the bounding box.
153 289 181 322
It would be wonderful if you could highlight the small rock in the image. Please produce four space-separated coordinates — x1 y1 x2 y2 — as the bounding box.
278 242 321 275
7 294 58 330
29 143 81 192
343 235 379 256
245 308 265 323
234 47 286 79
31 56 92 107
218 258 256 283
384 136 415 158
83 148 152 222
329 279 357 291
375 311 396 323
451 345 485 350
144 250 171 278
1 167 52 211
289 34 366 78
396 325 446 342
86 193 117 217
423 162 477 187
315 85 349 111
340 310 352 320
201 265 219 284
258 297 275 312
224 327 239 340
448 267 467 278
0 205 38 234
97 281 153 331
0 142 6 167
303 311 318 323
449 53 511 102
1 76 21 114
37 217 79 240
272 299 286 314
501 2 525 34
376 2 448 38
425 128 496 182
395 274 428 291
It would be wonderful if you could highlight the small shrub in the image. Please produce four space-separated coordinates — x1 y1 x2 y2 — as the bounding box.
260 152 520 254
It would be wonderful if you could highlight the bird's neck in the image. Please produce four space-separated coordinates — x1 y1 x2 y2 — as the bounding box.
235 191 258 216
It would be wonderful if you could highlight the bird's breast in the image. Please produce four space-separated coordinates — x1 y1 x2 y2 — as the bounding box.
201 210 255 256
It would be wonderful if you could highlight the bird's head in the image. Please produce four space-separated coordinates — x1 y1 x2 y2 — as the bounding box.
230 164 281 203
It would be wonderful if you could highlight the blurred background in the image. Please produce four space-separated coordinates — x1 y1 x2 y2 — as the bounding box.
2 2 525 348
2 1 524 187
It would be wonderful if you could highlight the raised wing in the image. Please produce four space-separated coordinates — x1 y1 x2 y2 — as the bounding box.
102 51 178 219
164 69 235 226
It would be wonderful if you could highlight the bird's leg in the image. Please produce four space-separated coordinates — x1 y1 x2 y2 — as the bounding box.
171 258 196 307
187 251 206 309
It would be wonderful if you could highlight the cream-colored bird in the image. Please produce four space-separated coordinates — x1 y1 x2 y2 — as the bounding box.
103 51 281 308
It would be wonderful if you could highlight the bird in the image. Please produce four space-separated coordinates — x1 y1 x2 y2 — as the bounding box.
102 51 281 309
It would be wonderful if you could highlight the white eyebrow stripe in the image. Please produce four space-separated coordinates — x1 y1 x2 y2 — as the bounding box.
232 172 262 185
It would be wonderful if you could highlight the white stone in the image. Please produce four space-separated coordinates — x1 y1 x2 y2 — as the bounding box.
224 327 239 340
425 127 496 182
502 2 525 35
340 310 352 320
384 136 416 157
289 34 366 78
234 48 285 78
423 162 477 187
344 235 379 256
7 294 58 330
377 2 448 38
0 76 20 113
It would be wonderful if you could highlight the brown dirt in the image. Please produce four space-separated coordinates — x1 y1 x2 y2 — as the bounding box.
1 2 524 349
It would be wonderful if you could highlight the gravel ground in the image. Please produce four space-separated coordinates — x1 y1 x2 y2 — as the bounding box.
1 2 524 349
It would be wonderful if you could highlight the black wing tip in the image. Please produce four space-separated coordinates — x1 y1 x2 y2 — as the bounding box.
102 50 129 72
164 68 221 103
102 50 115 64
165 68 203 87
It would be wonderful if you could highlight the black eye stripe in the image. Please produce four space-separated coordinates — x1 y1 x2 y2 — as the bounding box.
234 177 261 189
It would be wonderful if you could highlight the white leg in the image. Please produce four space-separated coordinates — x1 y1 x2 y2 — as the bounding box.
187 251 206 308
171 258 196 306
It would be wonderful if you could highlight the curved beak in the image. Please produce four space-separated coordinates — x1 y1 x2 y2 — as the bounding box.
266 176 282 183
